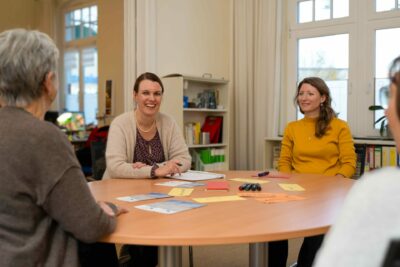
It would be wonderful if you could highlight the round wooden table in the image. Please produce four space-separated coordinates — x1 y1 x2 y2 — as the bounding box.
89 170 354 267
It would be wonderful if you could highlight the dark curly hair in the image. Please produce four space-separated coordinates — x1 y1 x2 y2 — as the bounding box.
295 77 336 138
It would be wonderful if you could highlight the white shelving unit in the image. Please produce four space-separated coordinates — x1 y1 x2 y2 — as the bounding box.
161 74 230 170
264 136 396 170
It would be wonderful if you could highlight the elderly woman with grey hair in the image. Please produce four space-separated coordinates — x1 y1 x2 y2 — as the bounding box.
0 29 125 267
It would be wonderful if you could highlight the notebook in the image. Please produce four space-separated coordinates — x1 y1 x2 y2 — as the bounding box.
206 181 229 191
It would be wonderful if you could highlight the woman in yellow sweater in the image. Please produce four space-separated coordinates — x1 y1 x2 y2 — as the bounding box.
268 77 356 267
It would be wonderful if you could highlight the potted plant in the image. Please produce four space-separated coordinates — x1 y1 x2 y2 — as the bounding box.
368 105 389 136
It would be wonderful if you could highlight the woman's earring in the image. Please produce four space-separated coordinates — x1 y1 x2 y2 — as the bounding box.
320 102 323 107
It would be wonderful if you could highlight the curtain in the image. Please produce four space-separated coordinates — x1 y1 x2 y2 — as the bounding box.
123 0 157 112
232 0 280 170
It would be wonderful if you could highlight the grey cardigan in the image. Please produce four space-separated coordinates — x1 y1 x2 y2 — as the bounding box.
103 110 191 179
0 107 115 267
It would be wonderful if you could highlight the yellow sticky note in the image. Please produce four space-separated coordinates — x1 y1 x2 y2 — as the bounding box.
279 183 305 191
230 178 269 184
168 188 193 196
193 195 245 203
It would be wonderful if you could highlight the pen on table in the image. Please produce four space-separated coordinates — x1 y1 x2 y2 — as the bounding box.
251 171 269 177
176 162 182 176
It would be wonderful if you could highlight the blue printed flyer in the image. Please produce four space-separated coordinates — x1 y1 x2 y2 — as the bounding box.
116 192 171 203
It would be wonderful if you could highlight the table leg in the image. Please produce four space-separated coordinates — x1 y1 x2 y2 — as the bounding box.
158 246 182 267
249 242 269 267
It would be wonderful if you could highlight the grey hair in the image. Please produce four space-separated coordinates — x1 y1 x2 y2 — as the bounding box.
0 29 59 107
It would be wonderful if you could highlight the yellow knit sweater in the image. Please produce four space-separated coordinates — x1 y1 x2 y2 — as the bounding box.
278 117 356 178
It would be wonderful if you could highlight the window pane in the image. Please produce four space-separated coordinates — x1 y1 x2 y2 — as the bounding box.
73 9 81 23
74 25 81 39
90 23 98 36
315 0 331 21
83 23 91 38
65 6 97 41
90 6 97 23
65 27 73 41
333 0 349 18
65 12 73 26
298 34 349 120
298 0 313 23
376 0 395 12
374 28 400 128
64 51 80 112
82 7 90 23
82 48 98 125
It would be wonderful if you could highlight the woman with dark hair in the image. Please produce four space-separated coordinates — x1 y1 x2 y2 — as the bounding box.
268 77 356 267
313 56 400 267
103 72 191 180
103 72 191 266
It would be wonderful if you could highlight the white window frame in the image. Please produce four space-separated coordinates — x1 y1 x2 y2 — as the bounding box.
60 2 98 117
281 0 400 137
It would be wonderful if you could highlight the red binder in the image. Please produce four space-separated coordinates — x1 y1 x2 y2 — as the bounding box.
201 116 223 143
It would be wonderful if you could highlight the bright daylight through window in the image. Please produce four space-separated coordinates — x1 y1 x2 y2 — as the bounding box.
63 5 98 125
285 0 400 136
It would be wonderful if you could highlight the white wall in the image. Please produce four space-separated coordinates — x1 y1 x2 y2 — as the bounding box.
155 0 232 80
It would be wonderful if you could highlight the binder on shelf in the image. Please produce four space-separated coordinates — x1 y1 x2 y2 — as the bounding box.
354 144 366 178
382 146 390 167
184 122 202 145
192 148 226 171
201 116 223 143
389 147 397 166
374 146 382 169
367 145 375 170
272 144 281 170
184 123 194 145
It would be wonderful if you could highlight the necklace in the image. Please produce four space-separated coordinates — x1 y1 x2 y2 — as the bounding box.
135 109 156 133
137 120 155 133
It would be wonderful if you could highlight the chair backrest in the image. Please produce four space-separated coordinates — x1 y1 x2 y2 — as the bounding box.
90 141 107 180
85 126 109 148
382 239 400 267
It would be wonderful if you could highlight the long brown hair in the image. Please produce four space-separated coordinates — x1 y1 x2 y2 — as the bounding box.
389 56 400 120
295 77 336 138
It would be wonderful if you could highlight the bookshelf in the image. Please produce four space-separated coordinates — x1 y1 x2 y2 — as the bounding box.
161 74 230 171
264 136 397 178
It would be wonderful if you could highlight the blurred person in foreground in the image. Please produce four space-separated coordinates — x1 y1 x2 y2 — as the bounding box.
0 28 125 267
313 56 400 266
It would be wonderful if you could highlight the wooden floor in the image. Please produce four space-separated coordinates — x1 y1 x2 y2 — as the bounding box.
181 238 302 267
115 238 302 267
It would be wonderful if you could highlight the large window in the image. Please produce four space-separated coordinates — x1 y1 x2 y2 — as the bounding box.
374 27 400 128
376 0 400 12
63 5 98 125
65 6 98 41
297 34 349 120
284 0 400 137
298 0 349 23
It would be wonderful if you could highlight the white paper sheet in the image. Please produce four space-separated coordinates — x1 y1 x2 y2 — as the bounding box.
167 170 225 181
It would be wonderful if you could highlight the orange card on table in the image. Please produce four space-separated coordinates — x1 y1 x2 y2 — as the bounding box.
206 181 229 191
